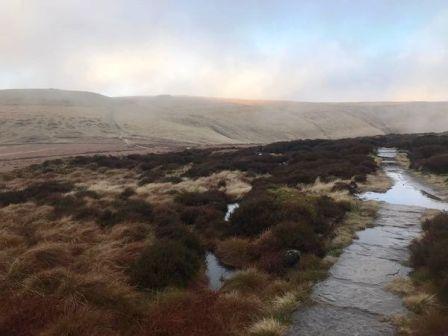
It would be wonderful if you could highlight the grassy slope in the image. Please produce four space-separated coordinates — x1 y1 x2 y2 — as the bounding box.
2 89 448 146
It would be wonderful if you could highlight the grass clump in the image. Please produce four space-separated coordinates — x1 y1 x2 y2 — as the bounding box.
215 237 252 268
222 269 270 295
248 318 287 336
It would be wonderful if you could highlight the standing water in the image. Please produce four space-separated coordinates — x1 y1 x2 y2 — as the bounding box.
224 203 239 221
206 203 239 290
287 148 448 336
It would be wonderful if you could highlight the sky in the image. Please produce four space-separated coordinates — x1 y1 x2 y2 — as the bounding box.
1 0 447 101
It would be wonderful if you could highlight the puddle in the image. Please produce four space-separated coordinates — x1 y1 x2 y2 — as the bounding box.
287 148 448 336
360 148 448 211
205 252 235 291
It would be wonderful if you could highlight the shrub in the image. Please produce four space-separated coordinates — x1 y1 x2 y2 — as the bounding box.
175 190 227 212
422 154 448 174
154 223 203 256
152 204 182 227
119 187 135 199
410 213 448 303
130 239 202 290
272 221 322 255
50 195 86 218
98 199 153 227
228 193 278 236
0 191 26 206
179 206 223 229
258 251 287 275
120 199 153 222
0 180 74 207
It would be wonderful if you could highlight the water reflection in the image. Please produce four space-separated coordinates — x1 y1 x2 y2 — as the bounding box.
360 148 448 211
205 252 235 291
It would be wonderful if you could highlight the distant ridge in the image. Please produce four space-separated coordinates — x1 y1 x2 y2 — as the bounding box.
1 89 448 146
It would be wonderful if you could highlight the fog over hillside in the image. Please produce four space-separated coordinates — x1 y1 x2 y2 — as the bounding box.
1 89 448 146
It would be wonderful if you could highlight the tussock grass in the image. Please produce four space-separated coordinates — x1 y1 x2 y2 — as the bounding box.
8 242 74 281
404 293 437 314
270 291 300 322
385 277 415 297
249 318 287 336
358 169 392 193
222 268 271 296
216 237 252 268
299 178 354 202
136 170 253 203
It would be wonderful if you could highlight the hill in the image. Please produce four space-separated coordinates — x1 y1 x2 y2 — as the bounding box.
1 89 448 147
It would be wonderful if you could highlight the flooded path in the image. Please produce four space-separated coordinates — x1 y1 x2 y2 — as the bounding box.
287 148 448 336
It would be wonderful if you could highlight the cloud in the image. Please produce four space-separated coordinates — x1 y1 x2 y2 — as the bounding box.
0 0 447 101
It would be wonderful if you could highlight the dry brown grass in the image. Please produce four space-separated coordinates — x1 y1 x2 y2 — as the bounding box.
404 293 437 314
248 318 287 336
396 152 411 169
357 169 393 193
299 178 353 202
385 277 415 297
136 170 253 203
0 190 151 335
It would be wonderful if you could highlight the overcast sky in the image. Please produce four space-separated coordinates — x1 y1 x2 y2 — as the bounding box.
1 0 447 101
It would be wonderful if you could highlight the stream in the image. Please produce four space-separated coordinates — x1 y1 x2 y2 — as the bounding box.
206 203 239 290
287 148 448 336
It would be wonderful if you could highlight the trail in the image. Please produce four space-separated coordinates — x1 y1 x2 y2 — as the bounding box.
105 104 159 150
287 148 448 336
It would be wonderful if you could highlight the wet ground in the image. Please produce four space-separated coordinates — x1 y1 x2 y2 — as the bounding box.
287 148 448 336
206 203 239 290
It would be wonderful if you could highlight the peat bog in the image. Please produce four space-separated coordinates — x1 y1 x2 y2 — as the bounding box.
0 133 447 335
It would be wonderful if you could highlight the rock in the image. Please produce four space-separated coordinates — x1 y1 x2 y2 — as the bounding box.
284 249 301 267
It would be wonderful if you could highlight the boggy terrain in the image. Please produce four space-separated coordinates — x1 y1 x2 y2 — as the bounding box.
0 133 447 335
